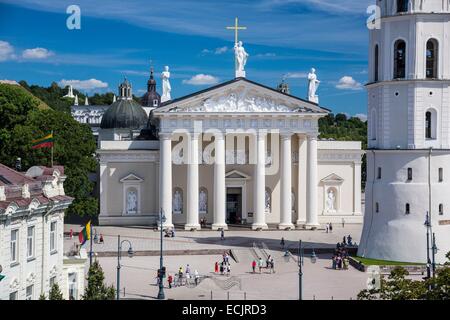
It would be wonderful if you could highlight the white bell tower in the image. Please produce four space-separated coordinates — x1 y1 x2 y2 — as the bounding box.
358 0 450 263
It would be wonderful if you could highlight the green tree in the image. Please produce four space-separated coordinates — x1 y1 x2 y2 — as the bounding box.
39 293 46 300
358 253 450 300
82 260 115 300
48 283 64 300
0 84 98 217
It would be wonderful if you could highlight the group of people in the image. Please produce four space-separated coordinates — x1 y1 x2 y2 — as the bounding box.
200 217 207 227
332 245 350 270
251 255 275 274
325 223 333 233
164 228 175 237
215 252 232 276
166 264 200 288
341 235 353 246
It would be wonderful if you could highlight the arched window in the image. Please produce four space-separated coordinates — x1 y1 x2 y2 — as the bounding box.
426 39 438 79
374 45 379 82
394 40 406 79
425 109 437 140
397 0 408 13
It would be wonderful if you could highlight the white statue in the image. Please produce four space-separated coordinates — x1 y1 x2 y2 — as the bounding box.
307 68 320 103
161 66 171 102
199 190 207 213
126 190 137 214
234 41 249 77
63 85 75 98
265 189 271 212
173 189 182 213
326 189 336 211
74 94 79 106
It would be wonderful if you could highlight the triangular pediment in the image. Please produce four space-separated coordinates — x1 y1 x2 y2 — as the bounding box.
225 170 251 180
119 173 144 183
320 173 344 184
154 78 329 114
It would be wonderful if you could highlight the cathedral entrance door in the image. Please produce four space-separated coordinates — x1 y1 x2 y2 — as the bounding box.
226 187 242 224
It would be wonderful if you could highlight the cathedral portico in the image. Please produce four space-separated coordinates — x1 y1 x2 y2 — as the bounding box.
97 67 363 231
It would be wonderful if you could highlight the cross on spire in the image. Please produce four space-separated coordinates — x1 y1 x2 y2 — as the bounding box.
226 17 247 44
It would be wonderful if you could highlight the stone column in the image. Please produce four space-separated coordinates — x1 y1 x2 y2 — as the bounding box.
99 161 108 217
159 133 173 228
296 134 307 226
279 133 294 230
186 133 201 230
253 131 268 230
212 132 227 230
306 134 319 228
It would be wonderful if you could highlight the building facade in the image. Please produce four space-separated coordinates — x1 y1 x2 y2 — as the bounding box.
0 164 73 300
358 0 450 263
97 75 363 229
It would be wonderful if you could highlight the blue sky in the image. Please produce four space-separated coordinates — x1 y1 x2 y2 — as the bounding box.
0 0 373 118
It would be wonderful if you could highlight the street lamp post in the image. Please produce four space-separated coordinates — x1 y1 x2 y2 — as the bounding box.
298 240 303 301
116 235 134 300
157 209 166 300
424 212 432 280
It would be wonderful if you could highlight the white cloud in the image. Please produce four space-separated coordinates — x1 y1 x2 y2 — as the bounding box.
0 41 16 61
354 113 367 121
255 53 276 58
22 47 54 59
336 76 363 90
182 74 219 85
58 78 108 91
285 72 307 79
214 46 229 55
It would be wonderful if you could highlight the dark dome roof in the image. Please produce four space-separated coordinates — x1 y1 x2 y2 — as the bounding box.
100 99 148 129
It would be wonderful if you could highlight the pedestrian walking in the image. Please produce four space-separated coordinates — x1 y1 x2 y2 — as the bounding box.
214 261 219 273
342 236 347 245
69 228 73 239
220 229 225 240
227 264 231 276
168 274 173 288
280 237 285 249
342 218 345 228
99 234 104 244
329 223 333 233
194 270 199 285
270 257 275 273
258 257 263 273
347 235 352 246
325 224 329 233
332 256 337 269
251 260 256 273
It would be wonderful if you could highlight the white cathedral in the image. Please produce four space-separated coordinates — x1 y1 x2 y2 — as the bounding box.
95 48 364 231
358 0 450 264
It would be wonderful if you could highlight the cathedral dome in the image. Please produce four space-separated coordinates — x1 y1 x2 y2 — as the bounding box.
141 66 161 108
100 78 148 129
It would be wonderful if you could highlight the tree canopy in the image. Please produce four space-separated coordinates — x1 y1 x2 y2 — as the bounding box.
82 260 115 300
0 83 98 217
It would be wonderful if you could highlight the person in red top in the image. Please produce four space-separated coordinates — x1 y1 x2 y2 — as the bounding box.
214 261 219 273
168 274 173 289
251 260 257 273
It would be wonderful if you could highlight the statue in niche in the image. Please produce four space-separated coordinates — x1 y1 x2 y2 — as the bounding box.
127 190 137 214
199 189 207 213
265 189 271 212
326 189 336 212
173 189 183 213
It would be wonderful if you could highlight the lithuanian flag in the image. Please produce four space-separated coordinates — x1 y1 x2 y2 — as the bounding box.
31 133 54 149
78 221 91 245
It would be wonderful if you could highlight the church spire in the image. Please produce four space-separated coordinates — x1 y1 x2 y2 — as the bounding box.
118 77 132 100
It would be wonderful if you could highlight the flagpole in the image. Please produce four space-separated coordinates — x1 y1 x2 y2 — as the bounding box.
90 229 93 267
50 130 54 168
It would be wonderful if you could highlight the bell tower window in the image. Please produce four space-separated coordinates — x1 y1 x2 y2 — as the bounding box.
397 0 408 13
394 40 406 79
374 45 379 82
425 109 437 140
426 39 438 79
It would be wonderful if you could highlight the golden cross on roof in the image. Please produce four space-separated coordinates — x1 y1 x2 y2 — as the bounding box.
226 17 247 44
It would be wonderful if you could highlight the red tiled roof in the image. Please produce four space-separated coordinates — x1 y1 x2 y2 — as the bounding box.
0 163 35 186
